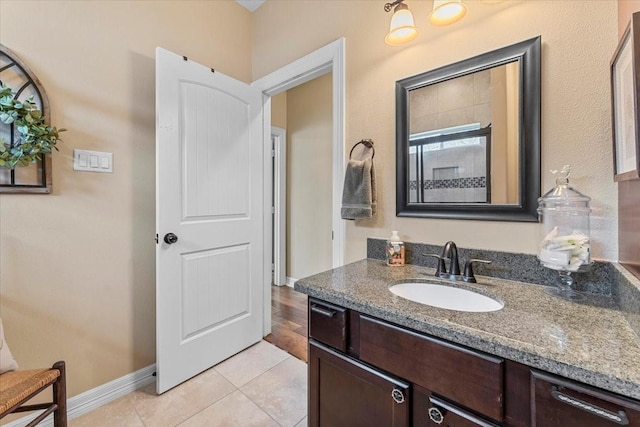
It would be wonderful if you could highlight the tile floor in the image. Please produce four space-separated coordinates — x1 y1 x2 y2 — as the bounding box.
70 341 308 427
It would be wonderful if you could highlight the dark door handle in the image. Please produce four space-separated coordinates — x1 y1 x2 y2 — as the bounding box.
163 233 178 244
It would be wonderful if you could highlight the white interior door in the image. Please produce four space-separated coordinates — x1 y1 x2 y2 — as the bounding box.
156 47 264 394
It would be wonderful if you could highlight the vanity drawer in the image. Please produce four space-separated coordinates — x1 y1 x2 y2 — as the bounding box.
531 371 640 426
413 385 500 427
309 298 347 352
359 315 504 422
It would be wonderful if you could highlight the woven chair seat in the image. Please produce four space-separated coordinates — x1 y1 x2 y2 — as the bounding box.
0 369 60 415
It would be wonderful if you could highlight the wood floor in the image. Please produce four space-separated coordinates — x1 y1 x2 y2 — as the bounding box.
265 285 309 362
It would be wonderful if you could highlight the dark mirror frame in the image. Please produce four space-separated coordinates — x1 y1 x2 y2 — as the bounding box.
396 36 541 222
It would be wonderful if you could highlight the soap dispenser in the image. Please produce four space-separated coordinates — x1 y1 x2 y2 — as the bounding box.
386 231 405 267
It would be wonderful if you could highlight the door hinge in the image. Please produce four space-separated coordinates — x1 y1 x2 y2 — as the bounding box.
271 149 276 157
272 206 275 214
332 230 334 240
155 234 159 244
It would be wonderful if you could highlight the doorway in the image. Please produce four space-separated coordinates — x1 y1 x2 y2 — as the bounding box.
253 38 346 337
264 74 333 362
271 73 334 288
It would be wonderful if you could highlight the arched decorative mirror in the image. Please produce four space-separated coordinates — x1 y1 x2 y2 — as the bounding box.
0 44 52 193
396 36 541 221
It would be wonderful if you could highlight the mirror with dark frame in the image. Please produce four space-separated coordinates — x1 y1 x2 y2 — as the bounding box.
396 36 541 221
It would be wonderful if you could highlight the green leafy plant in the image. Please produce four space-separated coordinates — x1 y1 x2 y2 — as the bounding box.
0 84 65 168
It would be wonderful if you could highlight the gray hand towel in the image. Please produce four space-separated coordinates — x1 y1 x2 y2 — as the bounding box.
341 157 377 220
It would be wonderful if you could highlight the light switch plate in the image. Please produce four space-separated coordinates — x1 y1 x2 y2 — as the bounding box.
74 149 113 173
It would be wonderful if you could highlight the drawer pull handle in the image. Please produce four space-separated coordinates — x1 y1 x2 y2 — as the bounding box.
428 407 444 424
551 386 629 425
428 396 499 427
311 305 335 317
391 388 405 404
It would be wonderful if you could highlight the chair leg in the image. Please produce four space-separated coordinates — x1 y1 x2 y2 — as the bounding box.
52 361 67 427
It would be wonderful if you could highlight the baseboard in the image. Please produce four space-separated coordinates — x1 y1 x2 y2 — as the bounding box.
286 277 297 288
3 364 156 427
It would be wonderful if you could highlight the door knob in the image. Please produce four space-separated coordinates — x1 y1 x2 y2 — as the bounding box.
163 233 178 244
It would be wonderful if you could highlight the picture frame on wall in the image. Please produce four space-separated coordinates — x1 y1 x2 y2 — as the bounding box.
611 11 640 182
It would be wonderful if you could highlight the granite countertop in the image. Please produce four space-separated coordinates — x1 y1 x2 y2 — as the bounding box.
294 259 640 400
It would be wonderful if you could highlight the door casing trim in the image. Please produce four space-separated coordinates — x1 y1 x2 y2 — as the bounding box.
271 125 286 287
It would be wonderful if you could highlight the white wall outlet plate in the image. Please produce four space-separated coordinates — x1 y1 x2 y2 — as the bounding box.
73 149 113 173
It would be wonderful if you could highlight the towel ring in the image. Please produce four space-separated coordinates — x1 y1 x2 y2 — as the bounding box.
349 139 375 160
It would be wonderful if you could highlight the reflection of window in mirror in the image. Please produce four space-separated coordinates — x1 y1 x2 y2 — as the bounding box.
408 62 520 205
409 123 490 204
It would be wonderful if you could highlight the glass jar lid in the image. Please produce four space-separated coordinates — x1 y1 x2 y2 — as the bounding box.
537 165 591 213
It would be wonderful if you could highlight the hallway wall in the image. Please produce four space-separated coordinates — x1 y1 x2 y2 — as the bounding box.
286 73 333 280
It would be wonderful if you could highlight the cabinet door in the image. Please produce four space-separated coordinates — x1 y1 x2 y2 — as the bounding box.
532 371 640 426
309 340 410 427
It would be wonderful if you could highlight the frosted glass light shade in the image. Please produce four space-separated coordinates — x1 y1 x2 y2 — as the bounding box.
429 0 467 26
385 6 419 46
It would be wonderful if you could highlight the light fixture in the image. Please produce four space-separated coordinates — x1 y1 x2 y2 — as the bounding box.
429 0 468 26
384 0 419 46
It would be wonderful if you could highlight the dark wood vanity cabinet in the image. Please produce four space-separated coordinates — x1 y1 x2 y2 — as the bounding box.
307 298 640 427
309 341 410 427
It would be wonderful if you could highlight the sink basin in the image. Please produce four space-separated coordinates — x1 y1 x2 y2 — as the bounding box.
389 282 504 312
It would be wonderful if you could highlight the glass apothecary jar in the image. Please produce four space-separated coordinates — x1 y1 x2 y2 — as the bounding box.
537 166 592 299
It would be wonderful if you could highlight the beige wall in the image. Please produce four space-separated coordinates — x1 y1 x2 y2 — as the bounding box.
619 0 640 35
271 91 287 129
0 0 252 398
253 0 619 262
286 73 333 279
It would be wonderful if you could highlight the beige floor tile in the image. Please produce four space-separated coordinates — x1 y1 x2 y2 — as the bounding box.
215 340 290 387
129 368 235 427
69 395 144 427
64 341 309 427
178 390 279 427
241 357 307 427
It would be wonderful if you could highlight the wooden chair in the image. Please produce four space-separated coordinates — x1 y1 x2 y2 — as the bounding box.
0 361 67 427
